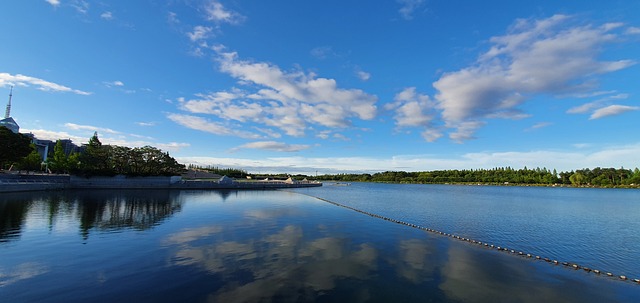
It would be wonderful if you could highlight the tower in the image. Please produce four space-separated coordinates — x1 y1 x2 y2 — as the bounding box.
0 86 19 133
4 86 12 119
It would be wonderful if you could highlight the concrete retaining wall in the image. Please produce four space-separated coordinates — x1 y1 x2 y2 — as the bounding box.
1 174 321 192
70 175 181 189
0 182 67 193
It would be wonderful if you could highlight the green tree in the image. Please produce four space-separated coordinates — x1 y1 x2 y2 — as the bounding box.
19 144 43 171
628 168 640 185
569 172 585 186
67 152 81 173
48 140 69 173
0 126 33 169
79 132 111 176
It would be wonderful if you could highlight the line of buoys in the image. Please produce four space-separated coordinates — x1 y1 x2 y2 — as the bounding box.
289 191 639 285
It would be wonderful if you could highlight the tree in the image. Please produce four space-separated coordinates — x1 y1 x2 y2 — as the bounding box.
19 144 43 171
569 172 585 186
67 152 81 173
0 126 33 169
78 132 112 176
48 140 69 173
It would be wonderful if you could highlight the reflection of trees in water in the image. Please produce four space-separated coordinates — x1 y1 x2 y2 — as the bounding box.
0 195 32 243
0 190 184 242
71 190 183 239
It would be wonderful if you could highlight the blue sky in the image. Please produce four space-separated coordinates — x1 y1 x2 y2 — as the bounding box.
1 0 639 174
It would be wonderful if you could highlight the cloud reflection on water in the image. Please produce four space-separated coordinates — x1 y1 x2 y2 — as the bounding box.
0 262 49 287
439 242 631 303
164 222 378 302
391 238 437 284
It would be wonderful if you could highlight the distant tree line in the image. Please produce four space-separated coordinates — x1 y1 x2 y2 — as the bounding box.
187 164 248 178
318 166 640 187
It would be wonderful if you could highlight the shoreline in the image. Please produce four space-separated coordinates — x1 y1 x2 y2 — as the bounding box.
328 180 640 189
0 173 322 193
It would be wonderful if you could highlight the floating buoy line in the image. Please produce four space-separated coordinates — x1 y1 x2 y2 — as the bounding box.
288 191 639 285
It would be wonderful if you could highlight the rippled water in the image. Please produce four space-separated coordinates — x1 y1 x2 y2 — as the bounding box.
291 182 640 278
1 188 639 302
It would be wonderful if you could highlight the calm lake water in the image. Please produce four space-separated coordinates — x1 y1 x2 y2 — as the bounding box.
1 185 639 302
291 182 640 278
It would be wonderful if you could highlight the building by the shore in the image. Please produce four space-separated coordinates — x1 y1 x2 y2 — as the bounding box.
2 87 80 164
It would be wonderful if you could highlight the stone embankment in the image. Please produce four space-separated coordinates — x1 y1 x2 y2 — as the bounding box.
0 173 321 193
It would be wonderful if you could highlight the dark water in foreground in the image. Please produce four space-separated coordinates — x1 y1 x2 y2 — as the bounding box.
1 188 639 302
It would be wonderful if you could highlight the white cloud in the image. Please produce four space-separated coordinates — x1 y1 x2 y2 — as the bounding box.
0 73 91 95
103 80 124 88
386 87 435 128
397 0 425 20
448 121 485 143
45 0 60 7
567 93 629 115
205 1 244 24
332 133 350 141
64 123 119 134
188 25 213 42
230 141 311 153
310 46 335 59
167 113 263 139
100 11 113 20
567 100 604 114
421 129 443 142
356 70 371 81
626 27 640 35
386 87 443 142
23 127 190 152
316 131 331 140
175 50 377 138
168 12 179 24
136 121 156 127
21 128 86 144
253 127 282 138
71 0 89 14
589 105 639 119
432 15 636 142
154 142 191 152
525 122 553 131
178 143 640 175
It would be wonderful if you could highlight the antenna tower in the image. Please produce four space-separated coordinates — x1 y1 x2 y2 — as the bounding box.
5 86 12 119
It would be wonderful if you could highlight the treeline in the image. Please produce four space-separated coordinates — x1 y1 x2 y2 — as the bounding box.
188 164 248 178
49 132 185 177
318 166 640 187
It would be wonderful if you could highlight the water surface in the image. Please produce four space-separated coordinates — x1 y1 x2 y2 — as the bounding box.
1 188 638 302
291 182 640 278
